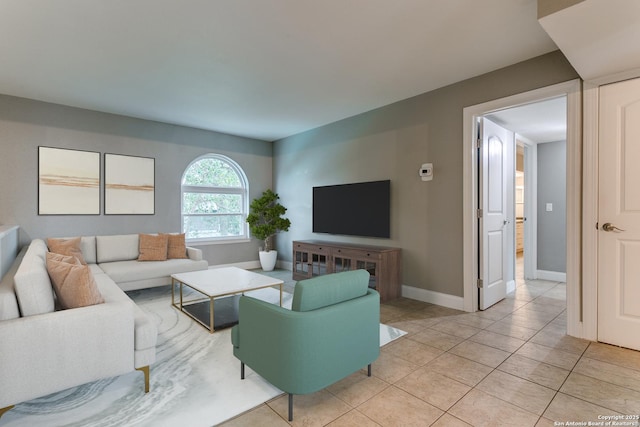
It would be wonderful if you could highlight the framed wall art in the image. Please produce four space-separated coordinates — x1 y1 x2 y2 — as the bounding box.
104 154 155 215
38 146 100 215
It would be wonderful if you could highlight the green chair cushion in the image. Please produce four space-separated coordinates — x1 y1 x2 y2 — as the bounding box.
291 269 369 312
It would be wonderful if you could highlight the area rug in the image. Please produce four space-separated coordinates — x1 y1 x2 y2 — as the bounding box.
2 286 406 427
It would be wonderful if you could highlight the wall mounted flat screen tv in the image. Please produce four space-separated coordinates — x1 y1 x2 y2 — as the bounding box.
313 180 390 238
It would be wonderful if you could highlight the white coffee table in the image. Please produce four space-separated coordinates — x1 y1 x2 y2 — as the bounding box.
171 267 284 333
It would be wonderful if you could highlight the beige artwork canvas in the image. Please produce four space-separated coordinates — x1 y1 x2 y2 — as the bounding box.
38 146 100 215
104 153 155 215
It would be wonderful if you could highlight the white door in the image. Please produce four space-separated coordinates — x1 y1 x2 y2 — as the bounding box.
598 78 640 351
479 118 514 310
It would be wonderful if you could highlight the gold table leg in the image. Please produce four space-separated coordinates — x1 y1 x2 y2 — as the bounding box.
209 296 215 333
171 278 175 307
135 365 150 393
179 282 184 312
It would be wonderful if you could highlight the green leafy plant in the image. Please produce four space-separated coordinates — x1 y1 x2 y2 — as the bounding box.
246 189 291 252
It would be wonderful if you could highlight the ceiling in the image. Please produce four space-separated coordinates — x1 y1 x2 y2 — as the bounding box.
486 0 640 145
0 0 558 141
539 0 640 82
486 96 567 144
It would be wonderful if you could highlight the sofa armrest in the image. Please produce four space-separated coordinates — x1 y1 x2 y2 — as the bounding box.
0 299 135 408
186 246 203 261
233 291 380 395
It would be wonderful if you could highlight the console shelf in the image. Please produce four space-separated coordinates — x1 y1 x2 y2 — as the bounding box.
292 240 401 302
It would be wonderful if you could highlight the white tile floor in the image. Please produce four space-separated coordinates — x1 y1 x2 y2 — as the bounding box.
221 265 640 427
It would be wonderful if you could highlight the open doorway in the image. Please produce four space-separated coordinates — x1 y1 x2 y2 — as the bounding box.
485 96 567 296
462 80 581 325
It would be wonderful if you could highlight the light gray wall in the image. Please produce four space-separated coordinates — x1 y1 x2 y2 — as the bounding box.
0 95 273 265
273 51 578 297
537 140 567 273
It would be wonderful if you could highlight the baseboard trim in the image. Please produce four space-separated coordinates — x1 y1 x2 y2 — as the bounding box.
277 260 293 271
209 260 294 272
209 261 262 270
536 270 567 282
506 279 516 294
401 285 465 311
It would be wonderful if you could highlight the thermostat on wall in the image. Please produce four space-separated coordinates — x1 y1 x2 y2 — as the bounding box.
419 163 433 181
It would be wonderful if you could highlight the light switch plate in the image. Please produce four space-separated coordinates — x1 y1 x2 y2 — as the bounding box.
546 203 553 212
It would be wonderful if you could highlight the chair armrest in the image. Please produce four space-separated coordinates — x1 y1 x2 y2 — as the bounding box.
186 246 203 261
0 299 135 408
233 291 380 394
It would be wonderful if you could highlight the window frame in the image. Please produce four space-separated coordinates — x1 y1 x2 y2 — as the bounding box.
181 154 250 245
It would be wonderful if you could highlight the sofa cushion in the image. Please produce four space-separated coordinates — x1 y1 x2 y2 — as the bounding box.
14 239 56 317
79 236 97 265
47 237 87 265
56 236 98 264
292 269 370 312
138 234 168 261
99 258 208 284
88 263 105 276
93 272 132 305
46 253 104 309
96 234 139 263
163 233 188 259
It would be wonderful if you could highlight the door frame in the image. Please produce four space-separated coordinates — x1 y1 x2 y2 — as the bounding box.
515 136 538 281
462 79 583 336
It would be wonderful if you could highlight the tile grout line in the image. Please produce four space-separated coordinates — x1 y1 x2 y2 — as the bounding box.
535 340 594 423
426 284 571 425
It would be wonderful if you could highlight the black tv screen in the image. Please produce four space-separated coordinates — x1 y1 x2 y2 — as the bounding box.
313 180 390 238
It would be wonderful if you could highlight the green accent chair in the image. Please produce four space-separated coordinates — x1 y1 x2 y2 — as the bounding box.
231 269 380 421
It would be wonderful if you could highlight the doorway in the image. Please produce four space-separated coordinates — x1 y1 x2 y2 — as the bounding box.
462 80 582 333
477 101 567 310
485 97 568 293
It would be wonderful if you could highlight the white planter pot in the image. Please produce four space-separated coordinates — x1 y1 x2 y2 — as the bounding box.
259 250 278 271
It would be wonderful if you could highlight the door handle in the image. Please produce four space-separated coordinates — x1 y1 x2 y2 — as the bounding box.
602 222 625 232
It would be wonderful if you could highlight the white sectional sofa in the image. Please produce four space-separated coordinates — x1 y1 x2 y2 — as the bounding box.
0 233 209 418
78 233 209 291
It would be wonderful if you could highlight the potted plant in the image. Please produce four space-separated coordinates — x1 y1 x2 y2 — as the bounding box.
246 189 291 271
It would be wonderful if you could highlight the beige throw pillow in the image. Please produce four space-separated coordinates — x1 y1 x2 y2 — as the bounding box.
47 237 87 265
138 233 168 261
162 233 188 259
46 252 104 309
47 252 80 264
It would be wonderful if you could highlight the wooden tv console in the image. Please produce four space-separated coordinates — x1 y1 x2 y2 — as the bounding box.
292 240 402 302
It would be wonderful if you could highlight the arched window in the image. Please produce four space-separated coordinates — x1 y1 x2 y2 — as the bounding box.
181 154 249 243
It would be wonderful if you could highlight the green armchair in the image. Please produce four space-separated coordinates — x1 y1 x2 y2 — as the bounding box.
231 269 380 421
